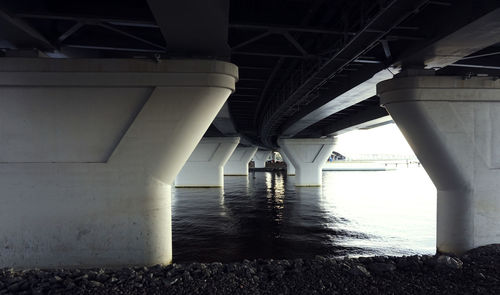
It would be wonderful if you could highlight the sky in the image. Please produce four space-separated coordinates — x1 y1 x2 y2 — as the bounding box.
334 123 416 158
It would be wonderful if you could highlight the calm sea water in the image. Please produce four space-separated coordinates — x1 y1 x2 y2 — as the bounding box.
172 168 436 263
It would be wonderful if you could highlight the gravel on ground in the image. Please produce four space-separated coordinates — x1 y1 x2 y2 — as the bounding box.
1 244 499 294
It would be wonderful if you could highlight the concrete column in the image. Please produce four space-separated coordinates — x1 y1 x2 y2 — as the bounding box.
0 58 237 268
279 148 296 175
224 146 258 176
175 137 239 187
378 75 500 255
253 150 271 168
278 138 336 186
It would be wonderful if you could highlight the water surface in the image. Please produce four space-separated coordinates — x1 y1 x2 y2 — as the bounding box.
172 168 436 263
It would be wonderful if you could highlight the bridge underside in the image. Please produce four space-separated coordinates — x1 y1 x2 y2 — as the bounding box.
1 0 499 148
228 0 500 148
0 0 500 267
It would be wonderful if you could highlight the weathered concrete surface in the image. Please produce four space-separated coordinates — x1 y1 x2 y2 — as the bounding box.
379 75 500 255
0 58 238 268
175 137 240 187
278 138 336 186
279 148 295 175
224 146 257 176
252 150 271 168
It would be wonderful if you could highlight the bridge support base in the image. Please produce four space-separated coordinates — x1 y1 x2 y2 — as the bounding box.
224 146 258 176
175 137 240 187
0 58 237 268
379 75 500 255
279 149 296 175
278 138 336 186
253 150 271 168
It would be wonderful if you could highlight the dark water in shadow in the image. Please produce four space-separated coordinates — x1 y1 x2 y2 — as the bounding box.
172 169 436 263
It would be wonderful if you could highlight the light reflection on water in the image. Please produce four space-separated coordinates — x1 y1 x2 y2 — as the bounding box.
172 168 436 263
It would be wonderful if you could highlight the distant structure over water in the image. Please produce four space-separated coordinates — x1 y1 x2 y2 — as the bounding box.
342 153 418 162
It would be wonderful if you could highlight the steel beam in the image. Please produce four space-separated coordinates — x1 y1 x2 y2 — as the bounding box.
460 51 500 60
283 32 308 56
57 22 84 43
63 44 163 53
229 23 418 36
448 63 500 70
229 23 354 35
282 1 500 144
231 51 313 59
17 12 159 28
259 0 430 148
0 7 55 51
253 58 285 125
231 32 271 50
97 23 166 51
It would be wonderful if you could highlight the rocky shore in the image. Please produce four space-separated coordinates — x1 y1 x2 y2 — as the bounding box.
1 244 499 294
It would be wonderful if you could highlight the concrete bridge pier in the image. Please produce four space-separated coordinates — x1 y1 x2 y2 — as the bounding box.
278 138 336 186
224 146 258 176
175 137 240 187
0 58 237 268
378 75 500 255
253 150 272 168
279 149 296 175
